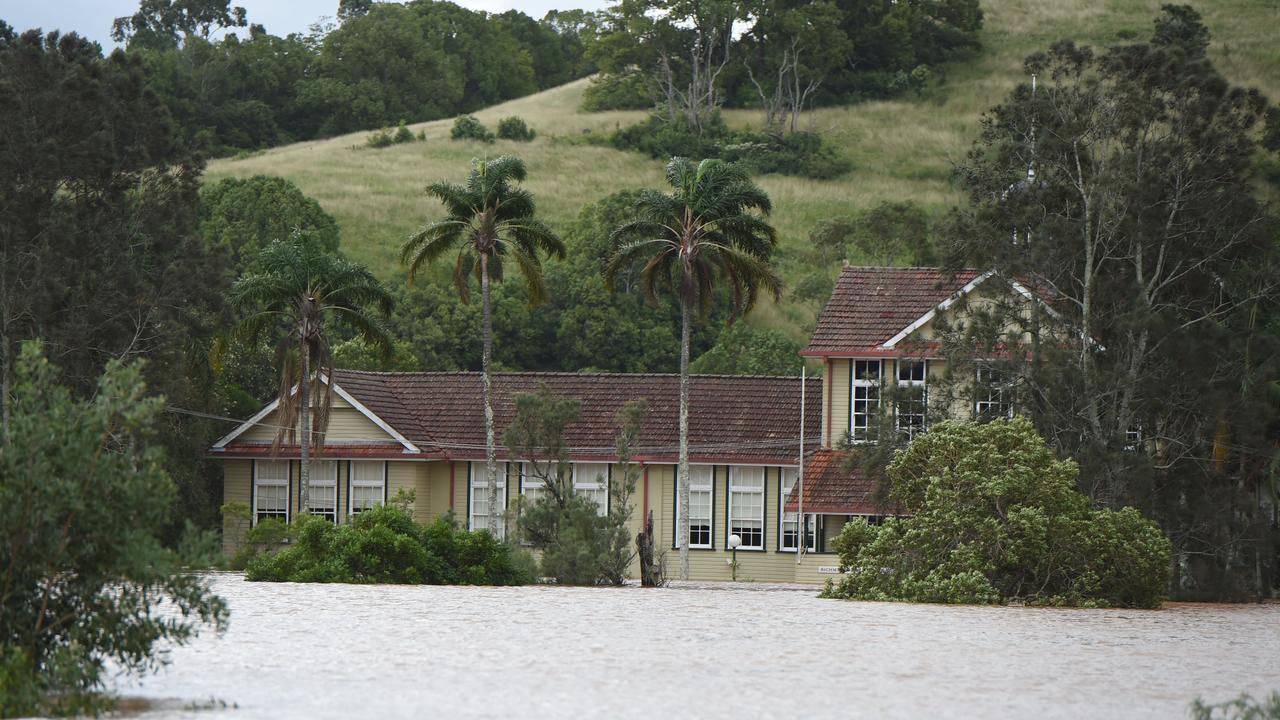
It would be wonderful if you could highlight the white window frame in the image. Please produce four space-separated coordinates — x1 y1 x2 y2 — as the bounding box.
306 460 338 523
974 364 1014 421
675 465 714 550
349 460 386 516
778 468 817 553
727 466 765 550
253 459 289 526
468 462 509 539
896 359 928 440
851 359 882 443
519 461 545 505
572 463 610 516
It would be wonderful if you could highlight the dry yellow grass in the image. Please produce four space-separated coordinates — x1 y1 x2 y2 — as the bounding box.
207 0 1278 340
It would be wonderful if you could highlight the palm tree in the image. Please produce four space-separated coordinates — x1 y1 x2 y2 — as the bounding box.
401 155 565 536
232 239 394 515
604 157 781 580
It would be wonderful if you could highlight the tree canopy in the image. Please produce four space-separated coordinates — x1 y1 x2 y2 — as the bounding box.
824 419 1172 608
943 5 1279 599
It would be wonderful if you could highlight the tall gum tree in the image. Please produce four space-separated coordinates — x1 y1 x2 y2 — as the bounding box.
946 7 1279 597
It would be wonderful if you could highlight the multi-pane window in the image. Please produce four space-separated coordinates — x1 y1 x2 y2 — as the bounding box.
307 460 338 523
676 465 714 549
896 359 928 440
974 365 1014 421
779 468 816 552
728 466 765 550
573 463 609 516
851 360 882 442
469 463 508 539
254 460 289 525
349 461 386 515
519 462 546 505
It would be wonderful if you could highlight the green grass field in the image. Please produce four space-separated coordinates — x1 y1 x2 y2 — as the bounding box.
207 0 1279 339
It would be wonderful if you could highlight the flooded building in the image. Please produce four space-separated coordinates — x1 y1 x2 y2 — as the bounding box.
214 266 1037 582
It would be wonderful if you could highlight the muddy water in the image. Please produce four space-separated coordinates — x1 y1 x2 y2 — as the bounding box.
114 574 1279 719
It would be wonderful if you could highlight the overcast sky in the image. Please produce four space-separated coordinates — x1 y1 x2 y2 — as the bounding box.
1 0 611 49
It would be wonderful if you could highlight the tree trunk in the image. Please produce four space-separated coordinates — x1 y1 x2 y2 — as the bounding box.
299 338 311 516
677 299 692 581
1 333 10 444
481 254 499 537
636 509 659 587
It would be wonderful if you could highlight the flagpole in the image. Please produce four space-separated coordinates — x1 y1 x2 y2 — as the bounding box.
797 365 806 565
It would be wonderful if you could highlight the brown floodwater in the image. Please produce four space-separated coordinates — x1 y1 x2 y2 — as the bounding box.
112 573 1280 719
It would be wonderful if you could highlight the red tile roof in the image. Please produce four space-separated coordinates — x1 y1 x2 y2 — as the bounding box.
803 267 982 356
782 449 882 515
242 371 822 466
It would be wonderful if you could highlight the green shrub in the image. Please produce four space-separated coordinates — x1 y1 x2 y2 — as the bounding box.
450 114 495 143
244 506 533 586
366 120 417 149
393 120 414 144
822 418 1173 607
496 116 536 141
609 116 850 180
366 127 394 148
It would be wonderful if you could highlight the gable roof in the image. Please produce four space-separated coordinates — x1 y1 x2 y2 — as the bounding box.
802 267 984 357
215 371 822 466
209 375 421 454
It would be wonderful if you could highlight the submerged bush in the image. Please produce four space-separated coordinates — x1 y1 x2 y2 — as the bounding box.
245 505 533 586
609 115 850 179
450 114 495 143
1191 692 1280 720
496 116 535 141
822 418 1172 608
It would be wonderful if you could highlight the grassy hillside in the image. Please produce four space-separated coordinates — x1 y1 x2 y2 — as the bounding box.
207 0 1279 339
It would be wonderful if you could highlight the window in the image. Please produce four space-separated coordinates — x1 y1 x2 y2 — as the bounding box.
307 460 338 523
469 463 508 539
349 461 386 515
573 463 609 516
896 359 928 440
851 360 881 442
728 467 765 550
676 466 713 549
975 364 1014 421
254 460 289 525
779 468 816 552
519 462 546 505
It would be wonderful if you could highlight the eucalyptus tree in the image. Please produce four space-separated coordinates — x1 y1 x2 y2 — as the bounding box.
604 157 781 579
947 7 1279 597
231 239 393 513
401 155 565 536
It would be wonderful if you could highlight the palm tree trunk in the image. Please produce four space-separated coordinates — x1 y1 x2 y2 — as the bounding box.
481 253 499 537
299 339 311 518
678 300 692 581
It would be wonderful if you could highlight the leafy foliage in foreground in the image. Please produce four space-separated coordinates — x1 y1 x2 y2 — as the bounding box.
245 505 534 586
822 419 1172 608
1191 692 1280 720
0 344 228 717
